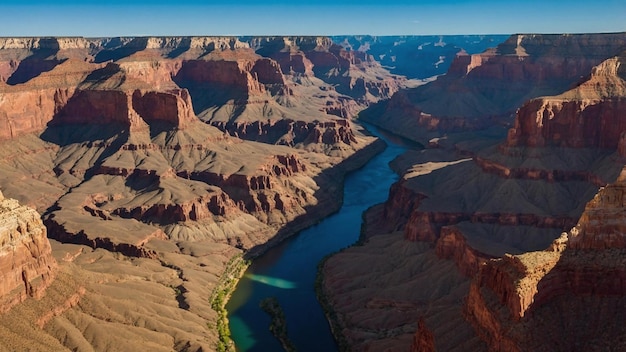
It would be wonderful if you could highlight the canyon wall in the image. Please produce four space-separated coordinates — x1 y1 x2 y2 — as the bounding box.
465 168 626 351
0 191 57 313
361 33 626 144
322 32 626 352
507 52 626 153
0 35 404 351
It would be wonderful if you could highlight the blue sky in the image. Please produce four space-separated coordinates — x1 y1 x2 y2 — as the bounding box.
1 0 624 36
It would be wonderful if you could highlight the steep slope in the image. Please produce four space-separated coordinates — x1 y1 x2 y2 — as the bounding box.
465 167 626 351
321 32 626 351
362 33 626 144
507 51 626 151
321 141 623 350
0 36 389 351
0 191 57 314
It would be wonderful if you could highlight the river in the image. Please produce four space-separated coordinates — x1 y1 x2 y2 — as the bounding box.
226 125 420 351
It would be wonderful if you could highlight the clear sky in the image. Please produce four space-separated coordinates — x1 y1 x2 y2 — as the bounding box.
1 0 625 37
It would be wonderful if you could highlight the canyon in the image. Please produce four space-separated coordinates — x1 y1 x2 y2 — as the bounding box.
321 32 626 351
2 31 626 352
0 35 498 351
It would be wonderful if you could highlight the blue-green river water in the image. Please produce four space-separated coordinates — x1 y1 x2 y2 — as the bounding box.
226 125 419 351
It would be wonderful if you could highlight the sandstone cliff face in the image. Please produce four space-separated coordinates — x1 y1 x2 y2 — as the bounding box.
210 118 357 147
0 190 57 313
435 226 492 277
0 36 394 351
465 167 626 351
249 36 406 104
0 36 379 153
410 318 436 352
507 53 626 153
569 168 626 249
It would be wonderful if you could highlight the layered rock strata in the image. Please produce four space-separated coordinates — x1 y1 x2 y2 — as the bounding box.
0 36 390 153
362 33 626 144
465 167 626 351
0 36 395 350
0 191 57 313
323 32 626 352
507 52 626 153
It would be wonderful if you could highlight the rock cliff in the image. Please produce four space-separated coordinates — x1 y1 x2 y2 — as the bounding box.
465 167 626 351
322 32 626 352
333 35 509 79
362 33 626 144
0 190 57 313
0 35 397 351
507 52 626 152
0 36 386 153
249 36 405 104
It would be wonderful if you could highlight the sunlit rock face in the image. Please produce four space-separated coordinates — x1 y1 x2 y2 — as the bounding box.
0 191 57 313
0 35 396 350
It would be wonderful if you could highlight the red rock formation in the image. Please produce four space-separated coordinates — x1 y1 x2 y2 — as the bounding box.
0 59 100 140
250 36 405 103
54 89 145 129
474 155 609 186
465 167 626 351
382 179 427 232
132 89 196 128
410 318 436 352
0 191 57 313
210 118 357 146
44 217 165 259
175 57 284 97
569 168 626 249
507 53 626 151
110 192 238 222
365 33 626 142
435 226 492 277
36 286 86 328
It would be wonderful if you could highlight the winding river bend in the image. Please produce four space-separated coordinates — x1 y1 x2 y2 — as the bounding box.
226 125 419 351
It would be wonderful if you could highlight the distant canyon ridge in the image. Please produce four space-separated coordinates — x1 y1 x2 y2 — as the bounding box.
0 34 502 350
2 32 626 352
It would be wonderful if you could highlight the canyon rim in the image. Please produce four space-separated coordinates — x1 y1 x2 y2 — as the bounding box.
1 28 626 352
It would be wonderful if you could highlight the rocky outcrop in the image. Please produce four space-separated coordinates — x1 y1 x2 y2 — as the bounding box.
0 59 100 140
435 226 493 277
0 191 57 313
383 175 577 244
405 210 575 242
507 53 626 152
474 155 609 186
54 89 144 129
175 57 287 98
109 192 238 223
382 179 427 232
44 216 166 259
131 89 197 128
0 36 385 150
210 118 357 146
569 167 626 249
54 87 198 130
363 33 626 143
249 36 406 104
465 168 626 351
410 318 436 352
